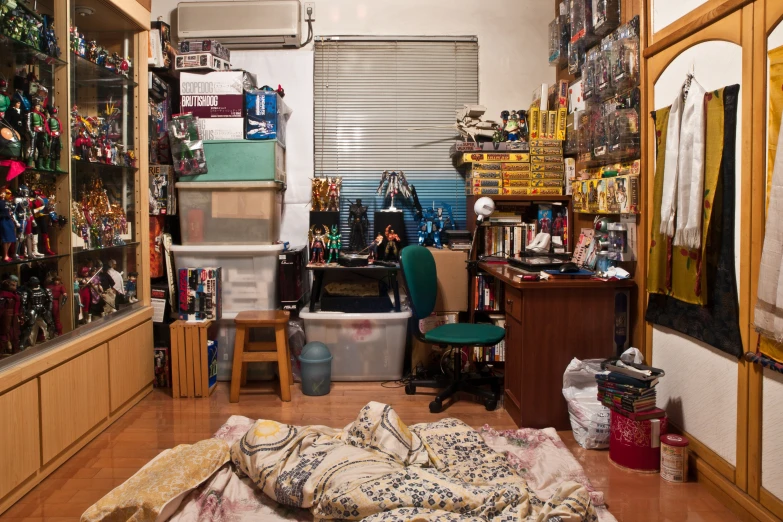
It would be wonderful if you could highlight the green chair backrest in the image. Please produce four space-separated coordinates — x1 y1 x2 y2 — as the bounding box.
400 245 437 320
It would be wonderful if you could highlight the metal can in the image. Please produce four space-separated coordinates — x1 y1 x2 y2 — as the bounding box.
660 434 689 482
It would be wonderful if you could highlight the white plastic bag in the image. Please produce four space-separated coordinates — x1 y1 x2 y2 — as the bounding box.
562 358 611 449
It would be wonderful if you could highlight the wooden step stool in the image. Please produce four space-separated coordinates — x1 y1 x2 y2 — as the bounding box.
170 320 216 398
230 310 292 403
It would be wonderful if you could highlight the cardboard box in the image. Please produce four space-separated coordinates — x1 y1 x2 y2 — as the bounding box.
469 162 502 171
530 139 562 148
177 267 222 321
428 248 468 312
174 53 230 72
531 179 564 188
501 187 531 195
531 162 565 173
531 171 565 180
466 169 502 179
529 187 564 195
530 155 564 163
245 91 289 146
196 117 245 140
181 94 243 118
458 152 530 165
530 146 563 156
504 179 531 187
501 163 531 172
179 39 231 61
149 165 176 216
466 178 503 188
502 171 531 180
180 70 257 96
466 186 502 195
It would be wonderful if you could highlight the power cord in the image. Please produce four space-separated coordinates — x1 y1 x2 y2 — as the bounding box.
298 7 314 48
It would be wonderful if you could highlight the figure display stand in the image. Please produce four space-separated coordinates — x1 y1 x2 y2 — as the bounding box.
348 199 368 252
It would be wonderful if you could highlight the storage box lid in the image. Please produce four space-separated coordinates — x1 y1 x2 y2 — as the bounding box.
175 181 284 190
171 244 285 253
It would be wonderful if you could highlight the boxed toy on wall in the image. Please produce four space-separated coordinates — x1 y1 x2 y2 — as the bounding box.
177 267 222 321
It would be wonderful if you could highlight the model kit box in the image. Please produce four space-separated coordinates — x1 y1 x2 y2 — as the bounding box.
501 163 531 172
531 162 565 173
180 93 243 118
149 165 177 216
245 91 290 146
502 171 531 180
179 39 231 61
180 70 257 96
529 187 564 195
174 53 230 72
530 139 562 148
530 155 564 163
504 179 531 187
457 152 530 165
501 187 531 195
196 117 244 140
530 146 563 156
449 141 529 156
531 171 564 180
466 178 503 188
531 179 564 188
470 162 502 171
466 186 502 195
177 267 222 321
466 169 502 179
154 346 171 387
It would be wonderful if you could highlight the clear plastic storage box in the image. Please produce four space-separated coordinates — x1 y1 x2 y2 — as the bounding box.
171 244 283 313
299 309 411 381
176 181 283 245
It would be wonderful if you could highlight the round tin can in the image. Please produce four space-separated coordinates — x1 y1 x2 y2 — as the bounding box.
660 434 689 482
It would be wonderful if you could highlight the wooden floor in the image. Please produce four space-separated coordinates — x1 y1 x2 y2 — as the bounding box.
2 382 740 522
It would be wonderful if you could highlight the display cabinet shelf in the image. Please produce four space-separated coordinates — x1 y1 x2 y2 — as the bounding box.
71 161 139 174
0 253 69 268
72 54 137 88
73 242 140 255
0 34 66 67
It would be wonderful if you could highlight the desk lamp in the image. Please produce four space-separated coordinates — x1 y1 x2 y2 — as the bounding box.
468 196 495 262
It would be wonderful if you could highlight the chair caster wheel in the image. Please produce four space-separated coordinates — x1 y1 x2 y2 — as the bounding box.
484 399 498 411
429 400 442 413
405 383 416 395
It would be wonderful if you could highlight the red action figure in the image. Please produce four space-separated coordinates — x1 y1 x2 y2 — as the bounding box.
45 273 67 336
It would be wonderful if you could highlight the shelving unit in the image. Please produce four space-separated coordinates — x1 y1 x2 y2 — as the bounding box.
0 0 151 514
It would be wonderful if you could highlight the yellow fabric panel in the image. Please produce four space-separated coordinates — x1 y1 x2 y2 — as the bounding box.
647 107 671 296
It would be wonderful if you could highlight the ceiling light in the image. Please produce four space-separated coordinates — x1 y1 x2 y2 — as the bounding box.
75 6 95 16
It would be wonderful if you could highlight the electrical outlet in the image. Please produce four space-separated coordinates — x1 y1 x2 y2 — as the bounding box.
304 2 315 21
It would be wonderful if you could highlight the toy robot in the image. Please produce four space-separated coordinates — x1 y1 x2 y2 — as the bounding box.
19 276 54 350
309 225 326 265
376 170 411 212
0 276 21 355
348 199 368 252
45 106 62 171
326 225 341 264
44 273 66 336
26 97 47 169
325 176 341 212
384 225 401 261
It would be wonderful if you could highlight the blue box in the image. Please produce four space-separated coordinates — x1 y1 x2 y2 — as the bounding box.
245 91 289 147
207 340 218 388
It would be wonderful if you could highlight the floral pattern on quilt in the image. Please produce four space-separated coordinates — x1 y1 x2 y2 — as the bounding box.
230 402 597 521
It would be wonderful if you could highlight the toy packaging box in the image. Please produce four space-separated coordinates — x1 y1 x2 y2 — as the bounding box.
197 118 244 140
457 152 530 166
153 346 171 387
207 340 218 388
177 267 222 321
149 165 177 215
179 39 231 61
244 91 290 146
180 70 257 118
174 53 231 72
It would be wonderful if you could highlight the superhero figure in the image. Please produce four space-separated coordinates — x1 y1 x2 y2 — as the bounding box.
19 276 54 350
0 276 21 355
45 106 62 171
309 225 326 265
384 225 401 261
0 188 18 261
32 189 55 256
26 97 47 169
44 273 66 336
326 225 341 264
348 199 368 252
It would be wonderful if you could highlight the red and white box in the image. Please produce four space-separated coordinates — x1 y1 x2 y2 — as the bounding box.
180 71 256 119
609 410 668 472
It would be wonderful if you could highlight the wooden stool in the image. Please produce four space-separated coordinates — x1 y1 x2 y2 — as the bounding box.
230 310 292 403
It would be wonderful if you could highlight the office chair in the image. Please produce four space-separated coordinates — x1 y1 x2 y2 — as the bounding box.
400 245 505 413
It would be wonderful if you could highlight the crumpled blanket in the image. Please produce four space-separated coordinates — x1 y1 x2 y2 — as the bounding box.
230 402 597 521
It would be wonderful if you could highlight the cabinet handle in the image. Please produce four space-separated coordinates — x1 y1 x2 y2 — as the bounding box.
506 299 512 305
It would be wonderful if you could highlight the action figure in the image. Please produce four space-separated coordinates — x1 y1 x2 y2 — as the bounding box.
19 276 54 350
311 178 327 211
40 15 59 58
32 190 55 256
348 199 368 252
325 177 341 211
326 225 341 264
14 185 37 259
367 234 383 264
45 106 62 171
504 110 522 142
0 275 21 355
384 225 401 262
4 99 26 160
376 170 411 212
26 97 47 169
44 273 66 336
0 188 16 262
125 272 138 303
0 76 8 118
308 225 326 265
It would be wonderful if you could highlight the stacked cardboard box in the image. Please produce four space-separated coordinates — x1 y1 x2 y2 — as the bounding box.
529 139 565 195
180 70 256 140
458 152 532 195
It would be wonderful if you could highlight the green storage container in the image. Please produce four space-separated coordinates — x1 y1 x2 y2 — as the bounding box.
179 140 286 183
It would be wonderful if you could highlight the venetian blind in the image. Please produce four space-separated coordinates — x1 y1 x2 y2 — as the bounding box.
314 38 479 244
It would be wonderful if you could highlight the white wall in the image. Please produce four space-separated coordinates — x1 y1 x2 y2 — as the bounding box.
153 0 555 244
651 0 708 34
652 40 743 466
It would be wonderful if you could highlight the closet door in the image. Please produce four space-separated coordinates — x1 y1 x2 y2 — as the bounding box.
645 10 750 480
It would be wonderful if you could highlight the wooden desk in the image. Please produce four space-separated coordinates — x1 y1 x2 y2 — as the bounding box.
478 262 635 430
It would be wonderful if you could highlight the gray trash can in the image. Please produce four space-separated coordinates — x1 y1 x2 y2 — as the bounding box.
298 342 332 396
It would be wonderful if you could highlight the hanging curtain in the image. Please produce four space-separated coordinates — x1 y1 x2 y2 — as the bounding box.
646 85 743 358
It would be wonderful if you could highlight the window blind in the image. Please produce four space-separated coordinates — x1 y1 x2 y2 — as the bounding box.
314 38 479 245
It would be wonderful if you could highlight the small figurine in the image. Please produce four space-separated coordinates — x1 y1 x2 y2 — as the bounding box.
348 199 369 252
40 15 60 58
87 40 98 63
125 272 138 302
0 75 9 118
367 234 383 265
44 273 66 336
19 276 54 350
325 176 342 211
70 26 79 55
376 170 411 212
0 189 17 262
383 225 401 262
31 189 55 255
4 100 26 159
25 97 47 169
308 225 326 265
311 178 328 211
119 56 131 77
77 33 86 58
326 224 341 264
45 106 62 171
0 275 21 355
0 117 22 160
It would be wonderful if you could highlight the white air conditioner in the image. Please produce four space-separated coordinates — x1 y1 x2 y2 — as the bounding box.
178 0 302 49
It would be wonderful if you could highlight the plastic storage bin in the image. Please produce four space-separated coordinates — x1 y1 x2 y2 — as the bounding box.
212 313 275 382
171 244 282 313
180 140 286 182
299 309 411 381
176 181 283 245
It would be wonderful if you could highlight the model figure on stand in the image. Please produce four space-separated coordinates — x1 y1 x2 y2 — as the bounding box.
19 276 54 349
32 189 55 255
0 275 21 355
325 177 341 212
367 234 383 264
348 199 368 252
384 225 401 261
326 225 341 264
26 97 47 169
309 225 326 265
45 106 62 171
14 185 36 259
311 178 326 211
125 272 138 303
376 170 411 212
0 188 17 261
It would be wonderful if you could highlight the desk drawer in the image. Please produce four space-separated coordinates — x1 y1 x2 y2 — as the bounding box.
505 287 522 323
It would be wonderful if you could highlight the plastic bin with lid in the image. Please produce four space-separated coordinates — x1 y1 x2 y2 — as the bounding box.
176 181 283 245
